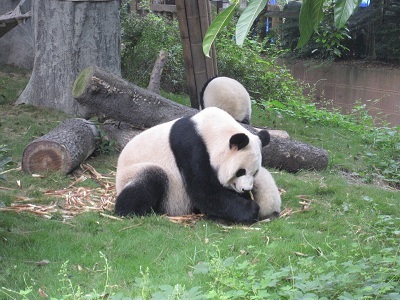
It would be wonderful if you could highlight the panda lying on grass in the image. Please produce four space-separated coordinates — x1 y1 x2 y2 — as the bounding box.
115 107 281 224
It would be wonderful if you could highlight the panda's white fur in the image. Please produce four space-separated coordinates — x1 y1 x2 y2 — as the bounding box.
200 77 252 124
253 168 281 219
115 107 280 223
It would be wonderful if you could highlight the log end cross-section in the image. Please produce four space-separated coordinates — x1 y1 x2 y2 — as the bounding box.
22 118 99 175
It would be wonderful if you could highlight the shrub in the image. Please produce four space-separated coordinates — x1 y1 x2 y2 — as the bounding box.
120 10 186 93
215 26 301 105
121 10 302 105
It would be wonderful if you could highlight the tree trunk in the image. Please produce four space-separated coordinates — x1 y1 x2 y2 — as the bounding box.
16 0 121 116
73 65 197 129
22 118 99 175
147 50 167 94
73 66 329 172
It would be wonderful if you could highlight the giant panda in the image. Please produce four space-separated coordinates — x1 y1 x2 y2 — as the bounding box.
200 76 252 124
115 107 281 224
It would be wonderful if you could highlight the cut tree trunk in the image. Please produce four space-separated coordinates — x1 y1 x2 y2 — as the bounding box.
73 66 329 172
22 118 99 175
16 0 121 116
147 50 167 94
262 137 328 173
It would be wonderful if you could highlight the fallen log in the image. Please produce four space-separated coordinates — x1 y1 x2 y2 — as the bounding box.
263 137 328 172
101 121 328 172
100 121 143 151
22 118 99 175
73 66 328 172
72 65 197 129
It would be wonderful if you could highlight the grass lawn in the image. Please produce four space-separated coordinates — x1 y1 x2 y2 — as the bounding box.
0 67 399 299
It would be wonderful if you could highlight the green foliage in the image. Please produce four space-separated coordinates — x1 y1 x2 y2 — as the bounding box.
298 0 325 49
1 57 400 300
120 10 186 93
191 241 400 299
95 129 116 155
262 96 400 187
127 267 205 300
362 126 400 187
203 0 360 52
215 27 300 105
203 0 240 57
283 1 351 59
235 0 268 47
334 0 362 29
297 0 361 49
313 23 350 58
1 252 111 299
0 67 30 105
312 1 351 59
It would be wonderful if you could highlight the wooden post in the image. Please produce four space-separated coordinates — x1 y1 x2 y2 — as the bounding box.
176 0 218 109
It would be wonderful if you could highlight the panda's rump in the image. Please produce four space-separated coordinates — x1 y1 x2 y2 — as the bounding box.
115 164 169 216
201 77 251 123
116 121 191 216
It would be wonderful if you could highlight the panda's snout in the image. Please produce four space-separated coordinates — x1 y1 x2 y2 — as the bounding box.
233 180 253 194
232 184 253 193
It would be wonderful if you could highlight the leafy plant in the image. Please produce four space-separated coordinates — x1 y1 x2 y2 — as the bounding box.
311 1 351 58
362 126 400 188
95 129 116 155
215 25 301 105
190 241 400 299
202 0 361 56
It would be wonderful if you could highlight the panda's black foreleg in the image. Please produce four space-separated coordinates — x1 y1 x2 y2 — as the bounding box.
195 189 260 224
115 168 169 217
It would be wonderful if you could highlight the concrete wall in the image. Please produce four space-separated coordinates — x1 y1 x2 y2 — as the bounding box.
0 0 34 69
286 60 400 126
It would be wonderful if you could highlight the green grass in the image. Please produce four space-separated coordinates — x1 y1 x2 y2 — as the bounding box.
0 66 399 299
0 66 30 105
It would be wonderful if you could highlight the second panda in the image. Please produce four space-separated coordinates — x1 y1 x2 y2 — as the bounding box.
200 76 252 124
115 107 281 224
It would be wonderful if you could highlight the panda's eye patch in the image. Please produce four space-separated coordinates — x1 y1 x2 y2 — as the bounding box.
236 169 246 177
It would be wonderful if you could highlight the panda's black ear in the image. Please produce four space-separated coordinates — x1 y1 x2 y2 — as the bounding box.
229 133 249 150
257 130 270 148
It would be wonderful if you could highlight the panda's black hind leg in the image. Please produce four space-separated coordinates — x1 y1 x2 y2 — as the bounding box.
115 167 169 217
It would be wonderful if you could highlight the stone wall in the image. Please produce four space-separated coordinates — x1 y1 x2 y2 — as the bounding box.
286 60 400 126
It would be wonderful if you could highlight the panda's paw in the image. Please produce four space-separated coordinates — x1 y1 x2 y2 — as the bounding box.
236 200 260 224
